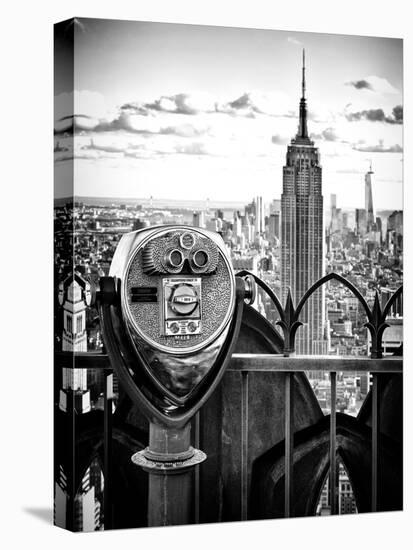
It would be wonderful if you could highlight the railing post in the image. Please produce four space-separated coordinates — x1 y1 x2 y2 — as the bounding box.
329 371 337 515
241 371 249 520
284 372 294 517
67 395 76 531
194 411 201 524
371 373 379 512
103 371 113 529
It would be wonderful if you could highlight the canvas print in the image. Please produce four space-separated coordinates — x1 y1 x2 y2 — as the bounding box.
54 18 403 531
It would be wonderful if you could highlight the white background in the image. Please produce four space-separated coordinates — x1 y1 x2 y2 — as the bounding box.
0 1 411 548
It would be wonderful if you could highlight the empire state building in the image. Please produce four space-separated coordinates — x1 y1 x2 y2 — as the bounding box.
281 51 326 355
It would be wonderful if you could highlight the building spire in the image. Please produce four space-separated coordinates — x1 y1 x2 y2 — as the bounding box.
297 49 309 139
302 48 306 99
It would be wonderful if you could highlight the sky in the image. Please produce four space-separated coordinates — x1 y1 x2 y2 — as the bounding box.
54 18 403 210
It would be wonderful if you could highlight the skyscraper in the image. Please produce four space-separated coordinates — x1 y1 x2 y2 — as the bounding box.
58 273 91 414
255 196 264 235
55 272 103 531
356 208 367 236
365 162 375 232
193 210 206 228
281 51 326 355
330 193 337 232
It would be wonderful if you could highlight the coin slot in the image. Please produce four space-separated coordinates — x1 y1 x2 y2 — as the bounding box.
169 283 199 316
130 286 158 303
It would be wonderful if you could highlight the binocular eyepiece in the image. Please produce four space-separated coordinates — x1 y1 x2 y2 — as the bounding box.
142 229 219 277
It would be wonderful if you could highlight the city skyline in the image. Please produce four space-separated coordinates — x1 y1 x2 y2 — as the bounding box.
54 19 403 209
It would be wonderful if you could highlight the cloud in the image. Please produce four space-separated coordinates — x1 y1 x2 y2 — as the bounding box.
311 127 341 142
54 153 74 163
54 90 112 132
347 79 373 91
346 108 385 122
123 91 295 119
322 128 340 141
54 90 299 136
81 138 126 154
94 112 161 134
287 36 303 46
392 104 403 122
54 86 401 170
160 124 210 138
345 75 399 95
143 93 217 115
352 140 403 153
219 92 295 118
95 114 210 138
107 142 205 159
124 150 155 160
345 106 403 124
66 130 217 161
229 93 256 111
119 102 151 116
54 114 101 134
175 142 208 155
271 134 288 145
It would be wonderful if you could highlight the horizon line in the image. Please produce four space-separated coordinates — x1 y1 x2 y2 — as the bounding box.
54 195 402 212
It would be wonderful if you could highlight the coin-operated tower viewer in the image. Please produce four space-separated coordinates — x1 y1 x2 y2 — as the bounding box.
97 225 255 526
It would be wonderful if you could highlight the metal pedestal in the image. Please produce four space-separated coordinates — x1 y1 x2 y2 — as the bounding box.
132 422 206 526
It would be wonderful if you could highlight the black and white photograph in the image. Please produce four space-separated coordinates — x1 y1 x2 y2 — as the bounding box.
53 17 403 532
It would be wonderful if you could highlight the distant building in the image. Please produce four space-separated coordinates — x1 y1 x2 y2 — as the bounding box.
55 273 104 531
358 373 369 398
241 214 254 244
388 210 403 235
380 287 403 317
58 273 91 414
231 255 260 276
367 317 403 356
132 218 149 231
386 211 403 257
317 462 357 515
233 211 242 238
338 463 358 514
365 163 375 232
54 459 103 531
245 199 256 220
356 208 367 237
281 50 326 355
193 211 206 228
330 194 343 233
270 198 281 214
268 212 280 241
255 196 264 235
330 312 352 334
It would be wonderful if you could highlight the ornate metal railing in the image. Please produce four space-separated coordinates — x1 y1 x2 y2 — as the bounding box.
233 271 403 517
236 270 403 359
55 273 403 526
228 354 402 518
